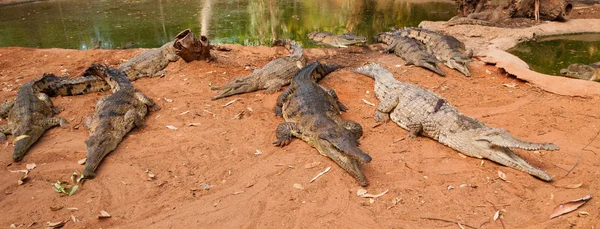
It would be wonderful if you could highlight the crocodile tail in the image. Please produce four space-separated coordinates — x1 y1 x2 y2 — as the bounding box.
272 39 303 60
352 63 390 79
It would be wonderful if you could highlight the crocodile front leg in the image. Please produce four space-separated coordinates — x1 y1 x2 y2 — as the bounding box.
0 100 14 118
263 79 287 94
382 40 398 54
0 125 10 142
273 122 300 147
318 85 348 112
275 86 295 117
341 120 363 140
125 109 145 128
44 117 69 129
374 94 399 122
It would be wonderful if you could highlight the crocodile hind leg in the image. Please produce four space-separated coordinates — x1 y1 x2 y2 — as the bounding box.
0 100 14 118
273 122 300 147
264 79 287 94
341 120 363 140
44 117 69 129
134 91 161 111
37 93 61 114
407 123 423 138
125 109 145 128
318 85 348 112
0 125 10 143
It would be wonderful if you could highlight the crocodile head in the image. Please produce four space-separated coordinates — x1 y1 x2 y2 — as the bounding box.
445 127 556 181
314 135 370 186
82 132 120 178
560 63 598 80
336 33 367 47
448 58 471 77
12 127 44 162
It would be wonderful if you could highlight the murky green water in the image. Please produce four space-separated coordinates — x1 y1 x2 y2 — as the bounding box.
0 0 455 49
508 33 600 76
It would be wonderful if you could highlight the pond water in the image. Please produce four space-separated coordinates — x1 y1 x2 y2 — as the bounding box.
0 0 455 49
508 33 600 76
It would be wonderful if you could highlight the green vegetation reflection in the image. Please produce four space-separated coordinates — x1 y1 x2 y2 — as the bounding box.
0 0 455 49
508 34 600 76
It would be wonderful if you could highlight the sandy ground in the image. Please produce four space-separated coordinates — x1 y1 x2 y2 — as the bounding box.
0 42 599 228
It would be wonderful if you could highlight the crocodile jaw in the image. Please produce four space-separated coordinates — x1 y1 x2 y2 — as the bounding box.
83 134 120 178
316 139 369 186
12 127 44 162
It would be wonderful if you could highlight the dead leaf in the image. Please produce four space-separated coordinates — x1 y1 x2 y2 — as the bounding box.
26 163 36 170
70 215 79 223
222 98 239 107
358 189 389 198
77 158 87 165
187 123 201 126
503 83 517 88
497 170 507 181
254 150 263 155
578 211 590 217
163 98 173 103
362 98 375 106
558 183 583 189
166 125 178 130
493 210 500 221
47 221 65 228
357 188 368 196
98 210 111 219
550 195 592 219
50 206 63 211
304 161 321 169
293 183 304 190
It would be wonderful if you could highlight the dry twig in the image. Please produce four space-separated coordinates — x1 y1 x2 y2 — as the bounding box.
566 129 599 176
420 217 480 229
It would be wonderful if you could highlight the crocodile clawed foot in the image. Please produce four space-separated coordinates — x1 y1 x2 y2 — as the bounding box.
59 118 69 128
272 139 291 147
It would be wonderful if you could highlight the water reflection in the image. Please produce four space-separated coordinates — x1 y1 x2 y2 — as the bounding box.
0 0 455 49
509 34 600 76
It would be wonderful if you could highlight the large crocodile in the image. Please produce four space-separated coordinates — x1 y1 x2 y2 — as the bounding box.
210 39 306 100
559 62 600 81
274 62 372 186
392 27 472 77
308 31 367 48
0 74 68 161
376 32 446 76
118 41 180 81
353 63 558 181
81 64 160 178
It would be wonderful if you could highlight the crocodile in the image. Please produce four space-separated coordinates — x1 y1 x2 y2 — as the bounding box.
559 62 600 81
392 27 472 77
0 74 68 161
210 39 306 100
274 61 372 186
308 31 367 48
40 74 111 97
118 41 180 81
376 32 446 76
353 63 558 181
81 64 160 178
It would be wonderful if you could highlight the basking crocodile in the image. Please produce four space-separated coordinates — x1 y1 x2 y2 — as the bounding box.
376 32 446 76
274 62 372 186
210 39 306 100
392 27 472 77
81 64 160 178
0 74 68 161
308 31 367 48
41 74 111 97
559 62 600 81
353 63 558 181
118 41 180 81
